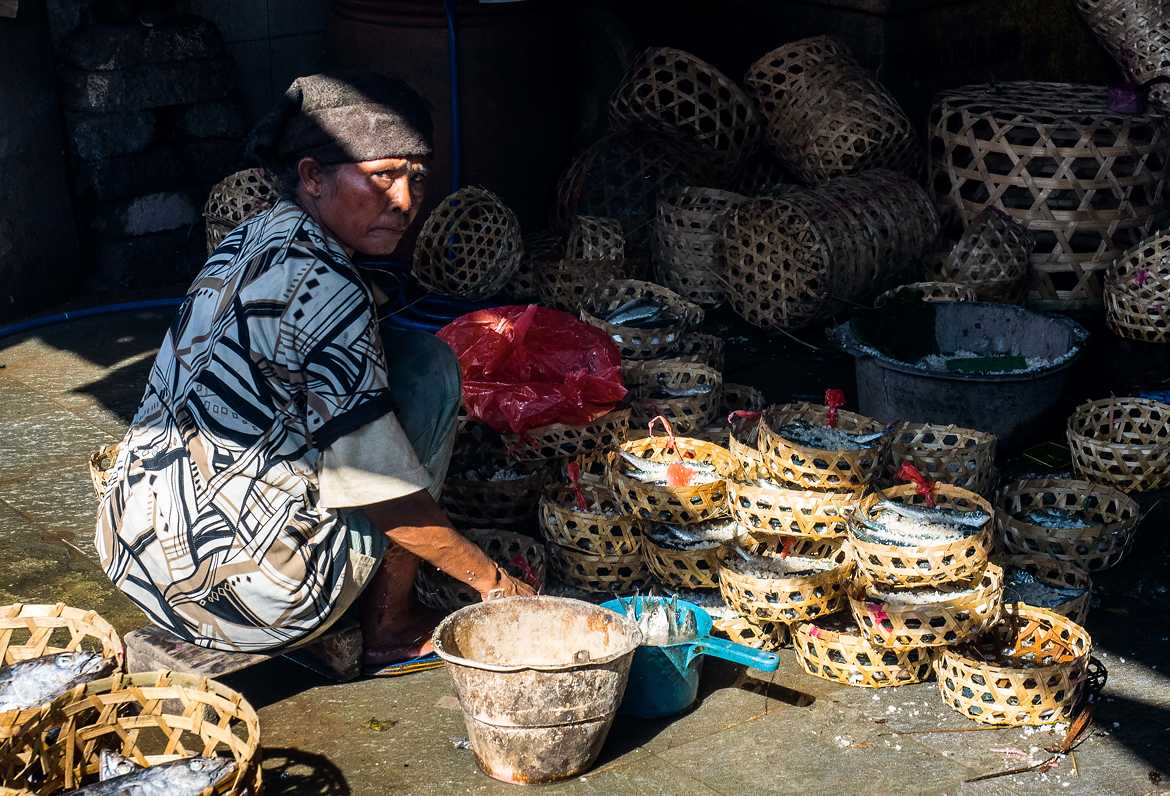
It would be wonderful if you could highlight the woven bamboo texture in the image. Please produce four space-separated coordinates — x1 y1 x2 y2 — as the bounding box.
203 167 279 253
567 215 625 262
712 614 789 651
546 543 651 595
722 171 939 329
609 435 736 525
580 279 703 360
728 415 765 480
883 422 997 496
627 360 723 435
874 282 977 308
0 603 122 669
792 613 933 688
759 402 891 491
1075 0 1170 83
727 479 858 539
535 256 626 313
511 231 564 302
654 187 747 307
932 208 1034 301
849 563 1004 650
672 332 725 371
997 477 1141 572
998 553 1092 626
928 82 1170 309
563 448 613 485
1067 396 1170 492
502 407 630 462
610 47 761 177
87 442 121 500
539 484 642 556
848 484 995 589
440 464 547 531
643 531 731 591
718 538 852 622
720 383 767 416
5 670 261 795
934 603 1091 726
412 186 523 299
1105 228 1170 342
415 529 546 612
1106 285 1170 342
731 149 796 197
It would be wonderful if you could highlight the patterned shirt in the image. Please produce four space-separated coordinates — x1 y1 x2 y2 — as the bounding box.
96 200 420 652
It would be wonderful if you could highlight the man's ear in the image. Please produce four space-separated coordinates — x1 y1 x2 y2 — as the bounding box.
297 157 324 199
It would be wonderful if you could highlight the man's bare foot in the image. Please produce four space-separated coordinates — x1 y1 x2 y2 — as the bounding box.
362 610 443 667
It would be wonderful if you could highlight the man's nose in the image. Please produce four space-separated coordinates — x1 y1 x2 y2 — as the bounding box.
387 175 413 215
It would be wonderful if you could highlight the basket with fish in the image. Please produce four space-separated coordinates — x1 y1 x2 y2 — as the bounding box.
758 401 892 491
539 482 643 556
642 518 740 590
440 456 549 531
503 406 631 462
536 256 628 313
727 476 858 539
718 536 852 623
415 529 546 612
997 554 1091 625
627 360 723 435
883 422 997 496
792 612 933 688
847 482 995 589
580 279 703 360
848 563 1004 650
672 332 726 371
712 614 789 651
996 477 1141 572
934 603 1091 726
545 543 652 595
1067 396 1170 493
3 670 260 795
873 281 978 308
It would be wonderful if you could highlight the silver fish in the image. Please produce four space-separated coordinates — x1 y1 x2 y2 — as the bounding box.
605 298 678 329
629 596 699 646
679 608 698 640
0 652 112 712
63 756 236 796
875 500 991 530
649 383 716 399
851 510 976 549
646 519 737 551
1003 568 1087 609
618 452 720 485
727 547 838 579
1019 508 1094 529
100 751 142 781
776 421 887 451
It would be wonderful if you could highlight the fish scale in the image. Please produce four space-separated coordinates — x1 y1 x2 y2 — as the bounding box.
0 652 112 712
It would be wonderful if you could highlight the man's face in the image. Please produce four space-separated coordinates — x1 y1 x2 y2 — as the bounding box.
312 158 429 256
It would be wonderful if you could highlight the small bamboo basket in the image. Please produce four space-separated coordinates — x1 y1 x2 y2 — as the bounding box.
641 520 739 590
934 603 1091 726
672 332 726 371
727 478 858 539
996 478 1141 572
721 384 766 416
848 484 995 589
608 435 736 525
1067 396 1170 492
883 422 997 496
873 282 977 308
628 360 723 435
0 603 123 669
712 615 789 651
536 256 627 313
718 537 853 623
848 563 1004 650
1105 230 1170 342
545 544 652 595
997 554 1091 626
538 483 643 556
1074 0 1170 84
502 407 630 462
758 403 891 491
580 279 703 360
415 529 546 613
1106 286 1170 343
440 463 548 531
203 167 279 253
792 613 933 688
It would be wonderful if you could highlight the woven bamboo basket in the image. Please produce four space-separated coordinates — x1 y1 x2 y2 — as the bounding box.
511 231 564 302
874 282 977 308
672 332 725 371
415 529 546 613
849 563 1004 651
4 671 261 795
712 614 789 651
997 554 1092 626
580 279 703 360
627 360 723 435
883 422 997 496
931 208 1034 301
731 149 796 197
654 187 747 307
929 82 1170 309
758 402 891 491
567 215 625 262
608 435 737 525
934 603 1091 726
539 483 643 556
996 477 1141 572
412 186 523 300
1105 286 1170 343
440 462 548 531
535 256 627 313
727 412 765 480
792 613 933 688
848 484 994 589
720 384 766 416
502 407 630 462
87 442 121 500
1075 0 1170 84
203 167 279 253
609 47 761 177
727 478 858 539
0 603 123 669
642 522 737 591
1067 396 1170 492
718 537 852 623
545 543 651 595
562 448 613 485
1105 229 1170 342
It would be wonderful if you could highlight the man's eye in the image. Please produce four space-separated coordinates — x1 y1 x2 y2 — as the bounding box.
410 172 427 184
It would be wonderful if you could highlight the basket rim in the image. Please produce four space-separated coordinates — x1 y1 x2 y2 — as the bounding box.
1067 396 1170 446
760 402 889 460
850 562 1003 613
849 483 994 552
996 476 1139 534
934 602 1091 675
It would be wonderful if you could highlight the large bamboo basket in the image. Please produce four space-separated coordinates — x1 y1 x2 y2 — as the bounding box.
580 279 703 360
654 187 747 307
545 543 651 595
848 484 995 589
759 402 891 491
415 529 546 613
440 462 548 531
928 82 1170 309
718 537 852 623
672 332 726 371
849 563 1004 651
1074 0 1170 84
874 282 977 308
934 603 1091 726
627 360 723 435
1067 396 1170 492
642 532 731 591
4 670 261 795
203 167 279 254
712 614 789 652
996 477 1141 572
412 186 524 300
538 483 643 556
727 478 858 539
502 407 630 462
882 422 997 496
535 256 627 313
792 613 933 689
997 553 1091 626
608 435 736 525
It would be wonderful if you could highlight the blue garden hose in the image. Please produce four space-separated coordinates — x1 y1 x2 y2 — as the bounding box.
0 298 183 342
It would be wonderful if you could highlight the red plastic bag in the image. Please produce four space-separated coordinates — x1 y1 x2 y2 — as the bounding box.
437 305 627 434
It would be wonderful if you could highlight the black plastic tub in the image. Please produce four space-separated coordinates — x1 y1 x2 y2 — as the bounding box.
832 302 1088 449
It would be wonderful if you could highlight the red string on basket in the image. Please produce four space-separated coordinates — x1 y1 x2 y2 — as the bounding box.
865 601 889 623
648 415 696 487
566 461 588 511
779 537 795 559
727 409 762 425
825 388 846 428
896 462 937 507
510 554 542 591
807 625 823 639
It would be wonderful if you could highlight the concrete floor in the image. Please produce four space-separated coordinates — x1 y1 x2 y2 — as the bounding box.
1 309 1168 795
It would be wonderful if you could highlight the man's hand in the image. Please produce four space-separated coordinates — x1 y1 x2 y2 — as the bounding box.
482 567 537 600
